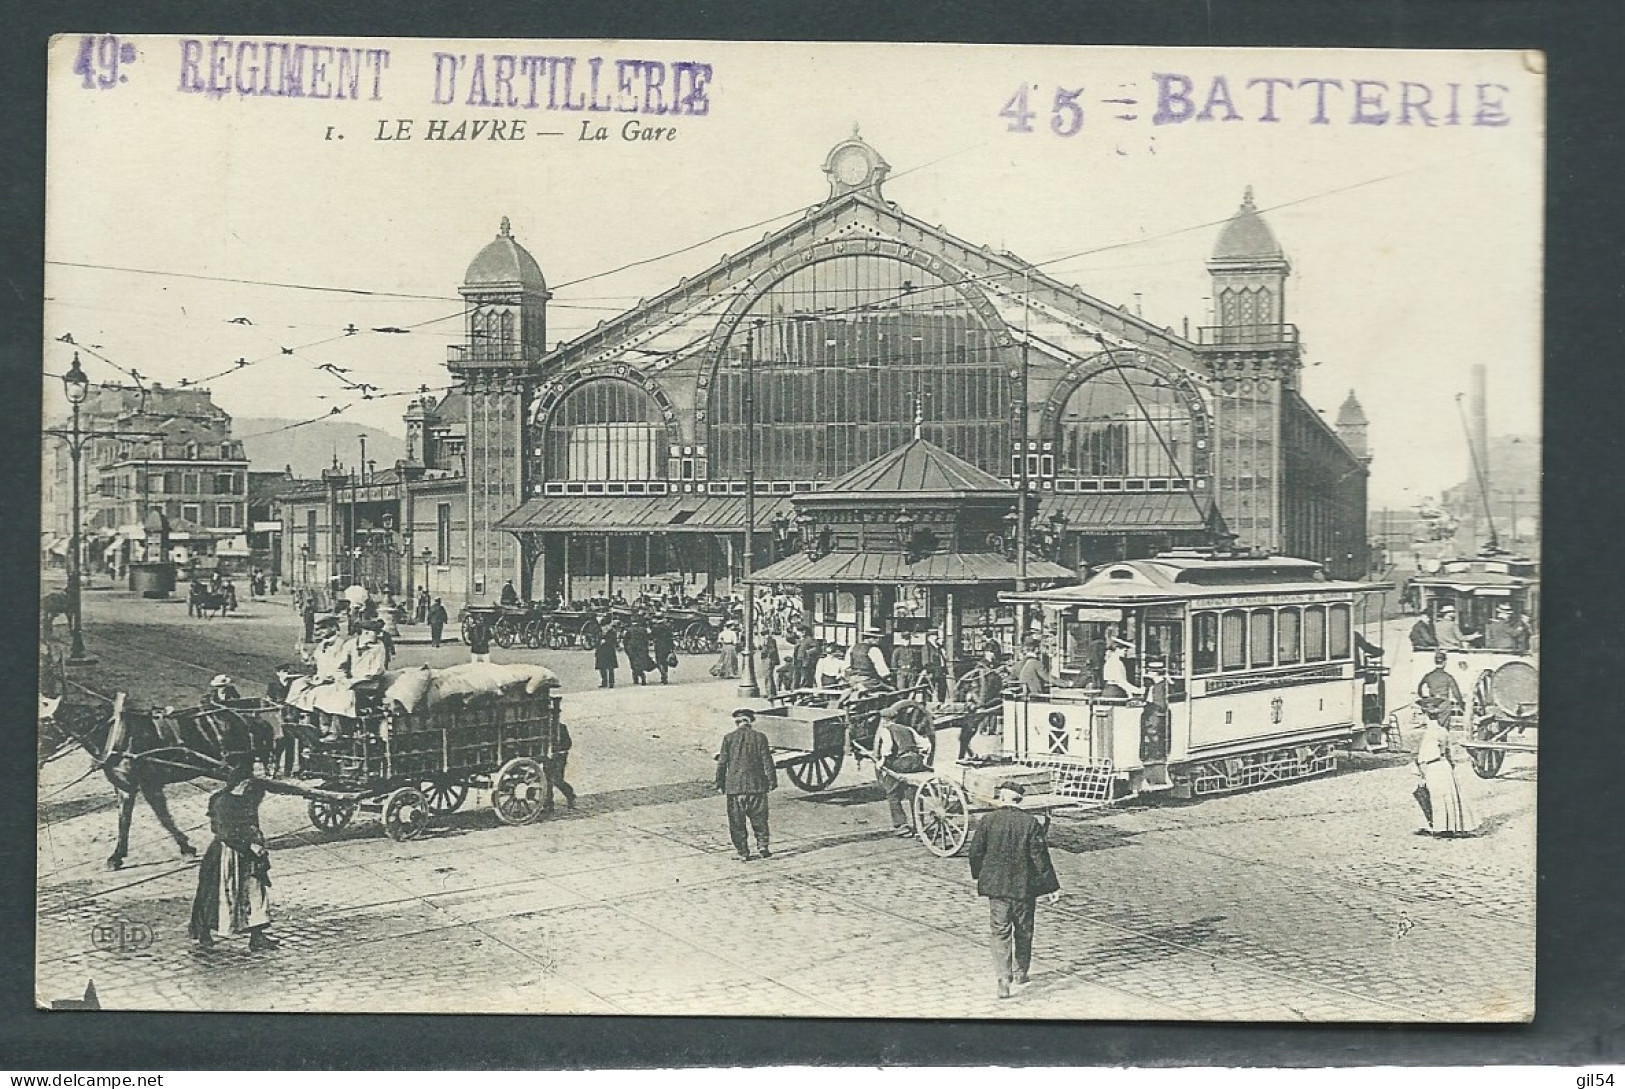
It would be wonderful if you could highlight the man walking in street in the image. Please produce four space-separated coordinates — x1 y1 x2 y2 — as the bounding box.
427 598 449 648
543 719 576 814
967 781 1062 999
467 615 492 664
715 707 778 861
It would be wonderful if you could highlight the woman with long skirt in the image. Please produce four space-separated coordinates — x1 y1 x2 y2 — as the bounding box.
1412 714 1482 837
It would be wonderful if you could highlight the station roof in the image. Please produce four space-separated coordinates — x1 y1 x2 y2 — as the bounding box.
495 493 794 533
1040 491 1214 531
749 550 1073 585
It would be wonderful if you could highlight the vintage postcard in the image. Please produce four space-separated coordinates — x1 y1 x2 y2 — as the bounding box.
38 37 1541 1019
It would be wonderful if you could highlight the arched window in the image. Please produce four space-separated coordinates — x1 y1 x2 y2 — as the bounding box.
708 255 1010 480
1056 366 1195 480
543 380 665 482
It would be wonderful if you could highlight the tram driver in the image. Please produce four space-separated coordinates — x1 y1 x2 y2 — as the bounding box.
1100 636 1144 700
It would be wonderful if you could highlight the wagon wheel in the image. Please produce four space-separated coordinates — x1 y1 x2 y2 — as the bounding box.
307 797 357 832
1468 670 1507 779
420 776 468 815
490 757 547 825
382 786 430 842
544 621 565 649
785 751 844 792
913 777 971 858
681 621 709 653
577 619 602 650
524 620 545 650
492 617 517 650
459 612 480 645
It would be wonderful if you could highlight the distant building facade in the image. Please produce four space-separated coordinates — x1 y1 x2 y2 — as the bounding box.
278 392 469 611
42 383 251 578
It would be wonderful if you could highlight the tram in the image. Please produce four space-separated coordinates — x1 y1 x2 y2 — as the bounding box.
1001 551 1391 800
1406 549 1539 778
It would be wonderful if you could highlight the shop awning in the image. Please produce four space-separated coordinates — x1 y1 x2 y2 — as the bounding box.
749 551 1074 585
496 493 795 534
1040 491 1214 532
45 537 69 556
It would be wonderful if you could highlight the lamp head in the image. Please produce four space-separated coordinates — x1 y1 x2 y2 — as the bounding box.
63 353 90 406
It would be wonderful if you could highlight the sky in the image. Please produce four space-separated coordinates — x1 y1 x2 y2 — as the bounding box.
43 38 1543 507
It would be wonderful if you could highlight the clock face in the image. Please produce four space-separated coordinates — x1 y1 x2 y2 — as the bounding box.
832 146 872 186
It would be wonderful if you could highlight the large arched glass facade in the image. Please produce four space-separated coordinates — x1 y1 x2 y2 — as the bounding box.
708 255 1011 481
543 379 665 482
1056 366 1196 481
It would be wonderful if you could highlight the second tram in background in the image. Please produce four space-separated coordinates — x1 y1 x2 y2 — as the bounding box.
1002 551 1391 800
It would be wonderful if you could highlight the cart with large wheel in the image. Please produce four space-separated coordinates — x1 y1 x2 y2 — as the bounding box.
1461 658 1538 779
297 686 562 841
670 608 728 654
879 753 1117 857
752 679 937 792
459 604 530 649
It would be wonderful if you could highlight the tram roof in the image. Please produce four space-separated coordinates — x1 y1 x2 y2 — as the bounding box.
1006 553 1382 606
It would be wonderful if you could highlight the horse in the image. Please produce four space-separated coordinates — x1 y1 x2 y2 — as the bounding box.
40 590 70 641
39 695 259 870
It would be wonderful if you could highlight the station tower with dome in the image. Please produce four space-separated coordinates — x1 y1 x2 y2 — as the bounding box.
446 216 553 600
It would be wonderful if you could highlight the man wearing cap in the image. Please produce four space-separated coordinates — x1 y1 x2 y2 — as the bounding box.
1014 639 1052 696
427 597 449 647
845 628 893 694
715 708 778 861
1434 605 1479 651
872 703 931 836
1417 650 1464 722
967 781 1062 999
1484 602 1532 653
1101 636 1143 699
205 674 243 708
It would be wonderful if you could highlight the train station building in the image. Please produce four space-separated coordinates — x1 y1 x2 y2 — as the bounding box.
284 133 1370 636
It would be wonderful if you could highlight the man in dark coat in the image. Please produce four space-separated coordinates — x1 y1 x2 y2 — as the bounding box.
543 720 576 813
967 781 1062 999
649 617 677 685
467 615 492 663
594 625 620 688
1417 650 1464 721
715 707 778 861
792 627 821 690
427 598 448 647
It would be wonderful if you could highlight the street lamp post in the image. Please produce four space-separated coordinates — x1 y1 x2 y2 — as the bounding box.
421 548 434 599
738 319 763 699
61 354 96 665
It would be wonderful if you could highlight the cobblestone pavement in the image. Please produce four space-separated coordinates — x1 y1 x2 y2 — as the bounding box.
37 593 1535 1020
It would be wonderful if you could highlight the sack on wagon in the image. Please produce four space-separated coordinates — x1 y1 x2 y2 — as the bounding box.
426 662 561 709
383 666 436 718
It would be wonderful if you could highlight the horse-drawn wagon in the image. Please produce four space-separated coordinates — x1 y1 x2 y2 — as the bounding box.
750 679 1109 857
298 683 563 840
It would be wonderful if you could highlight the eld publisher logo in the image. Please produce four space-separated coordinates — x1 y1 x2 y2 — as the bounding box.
91 920 153 954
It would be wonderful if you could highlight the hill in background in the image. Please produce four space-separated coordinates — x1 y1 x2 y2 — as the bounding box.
236 419 406 479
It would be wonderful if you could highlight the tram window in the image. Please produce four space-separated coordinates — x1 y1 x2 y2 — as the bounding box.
1192 612 1219 675
1303 605 1327 662
1328 603 1351 659
1145 620 1184 677
1220 610 1248 671
1250 610 1275 668
1277 607 1302 665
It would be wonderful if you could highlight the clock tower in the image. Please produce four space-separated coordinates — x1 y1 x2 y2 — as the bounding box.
822 128 890 201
